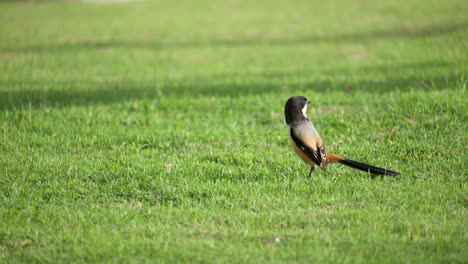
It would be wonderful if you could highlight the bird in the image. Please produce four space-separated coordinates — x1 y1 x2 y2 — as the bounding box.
284 96 399 177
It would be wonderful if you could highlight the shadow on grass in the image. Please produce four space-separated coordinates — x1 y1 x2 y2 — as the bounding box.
0 61 460 110
1 22 467 53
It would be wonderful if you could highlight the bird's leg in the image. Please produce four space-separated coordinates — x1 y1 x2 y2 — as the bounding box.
307 166 315 178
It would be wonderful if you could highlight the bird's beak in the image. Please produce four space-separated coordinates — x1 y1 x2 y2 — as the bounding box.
307 100 311 104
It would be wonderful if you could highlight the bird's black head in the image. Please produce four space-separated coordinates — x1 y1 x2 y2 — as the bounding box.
284 96 311 125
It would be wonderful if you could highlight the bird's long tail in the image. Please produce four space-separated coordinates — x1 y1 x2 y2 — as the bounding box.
327 153 399 176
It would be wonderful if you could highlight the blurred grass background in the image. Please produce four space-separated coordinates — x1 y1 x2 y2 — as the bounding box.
0 0 467 263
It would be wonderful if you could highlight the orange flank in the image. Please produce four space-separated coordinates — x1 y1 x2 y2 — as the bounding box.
326 153 344 163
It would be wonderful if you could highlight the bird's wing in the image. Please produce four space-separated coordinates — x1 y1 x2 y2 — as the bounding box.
290 122 326 168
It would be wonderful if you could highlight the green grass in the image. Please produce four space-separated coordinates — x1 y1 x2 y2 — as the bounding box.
0 0 467 263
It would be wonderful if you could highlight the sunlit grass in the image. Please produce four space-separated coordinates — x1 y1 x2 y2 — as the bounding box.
0 0 467 263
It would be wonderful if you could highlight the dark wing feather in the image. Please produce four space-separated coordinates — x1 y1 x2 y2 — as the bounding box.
290 127 322 166
318 144 327 169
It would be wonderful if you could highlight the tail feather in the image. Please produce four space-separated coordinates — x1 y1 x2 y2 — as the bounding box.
338 158 399 176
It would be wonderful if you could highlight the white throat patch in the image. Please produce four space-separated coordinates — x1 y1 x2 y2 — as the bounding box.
302 104 308 118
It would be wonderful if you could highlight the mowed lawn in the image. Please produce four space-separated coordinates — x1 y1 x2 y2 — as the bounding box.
0 0 467 262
